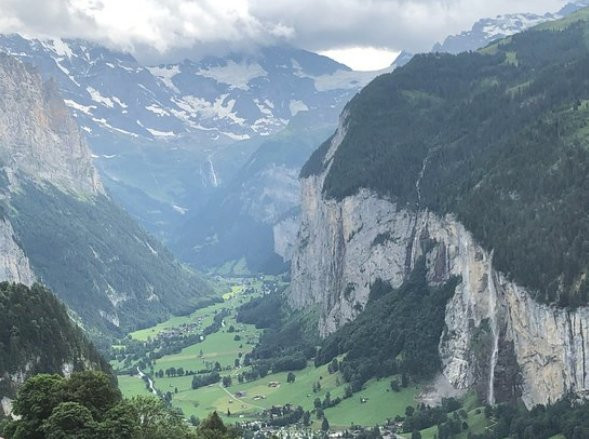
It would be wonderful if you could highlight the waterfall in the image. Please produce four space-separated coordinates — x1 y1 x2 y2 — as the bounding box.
207 157 218 187
404 150 434 275
487 256 500 405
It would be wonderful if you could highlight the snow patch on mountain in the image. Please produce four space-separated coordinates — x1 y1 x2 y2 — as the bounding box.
93 117 139 138
42 38 74 59
289 100 309 116
87 87 115 108
111 96 128 109
0 36 377 145
196 60 266 90
145 128 175 138
175 95 245 126
222 131 250 141
146 104 169 116
433 2 589 54
146 65 181 92
64 99 95 116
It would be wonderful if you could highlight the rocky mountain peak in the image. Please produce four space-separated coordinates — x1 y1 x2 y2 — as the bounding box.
432 1 589 54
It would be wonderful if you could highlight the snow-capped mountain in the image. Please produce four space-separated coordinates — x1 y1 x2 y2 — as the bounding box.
0 35 368 143
433 1 589 54
0 34 390 242
147 46 362 139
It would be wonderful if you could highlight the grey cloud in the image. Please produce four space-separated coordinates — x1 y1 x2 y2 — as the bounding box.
249 0 564 52
0 0 567 62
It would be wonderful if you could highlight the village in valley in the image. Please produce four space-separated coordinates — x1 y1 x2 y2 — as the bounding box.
109 276 434 438
111 276 483 438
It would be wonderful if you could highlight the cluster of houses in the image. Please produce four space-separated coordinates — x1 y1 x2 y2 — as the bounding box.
240 423 403 439
157 317 205 340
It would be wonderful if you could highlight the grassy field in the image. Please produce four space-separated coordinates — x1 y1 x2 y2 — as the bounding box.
117 375 154 398
152 315 259 372
400 404 490 439
145 359 418 427
223 285 245 300
129 284 254 341
114 276 576 436
116 277 419 428
325 379 417 428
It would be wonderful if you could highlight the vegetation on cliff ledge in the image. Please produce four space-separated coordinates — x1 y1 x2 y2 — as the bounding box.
302 12 589 306
314 259 459 391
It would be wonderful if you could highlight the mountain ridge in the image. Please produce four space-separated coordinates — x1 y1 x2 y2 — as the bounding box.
0 52 214 334
0 36 361 143
0 35 377 243
432 0 589 54
291 6 589 407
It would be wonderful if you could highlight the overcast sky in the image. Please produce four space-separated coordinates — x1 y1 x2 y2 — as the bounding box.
0 0 568 70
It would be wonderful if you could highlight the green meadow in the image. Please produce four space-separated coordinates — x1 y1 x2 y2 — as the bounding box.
115 278 419 428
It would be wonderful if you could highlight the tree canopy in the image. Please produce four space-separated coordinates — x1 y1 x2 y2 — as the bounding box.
303 18 589 306
0 372 239 439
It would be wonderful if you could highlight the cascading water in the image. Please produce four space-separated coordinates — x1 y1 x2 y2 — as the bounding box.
207 157 218 187
487 256 500 404
404 150 434 275
411 148 501 404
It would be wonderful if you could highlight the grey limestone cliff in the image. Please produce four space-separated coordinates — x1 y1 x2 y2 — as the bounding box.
0 53 103 292
0 53 103 196
0 219 35 285
290 120 589 408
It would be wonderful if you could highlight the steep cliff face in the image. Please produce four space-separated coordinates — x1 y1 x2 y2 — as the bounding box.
0 53 212 333
0 53 103 196
290 10 589 408
273 213 300 262
0 55 99 290
0 219 35 285
290 119 589 408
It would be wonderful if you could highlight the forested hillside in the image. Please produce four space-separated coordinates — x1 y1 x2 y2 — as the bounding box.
315 260 458 391
5 179 213 334
0 53 215 335
0 283 109 398
302 10 589 306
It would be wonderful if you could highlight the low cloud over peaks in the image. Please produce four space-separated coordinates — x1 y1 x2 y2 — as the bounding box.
0 0 566 64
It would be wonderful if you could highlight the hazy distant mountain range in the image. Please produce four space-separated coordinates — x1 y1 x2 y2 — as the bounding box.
0 36 394 244
0 35 376 143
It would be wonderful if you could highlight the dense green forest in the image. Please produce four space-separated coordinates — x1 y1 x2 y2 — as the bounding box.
302 14 589 306
468 398 589 439
3 179 213 333
0 283 109 397
235 260 457 391
236 291 320 378
0 371 238 439
315 259 458 390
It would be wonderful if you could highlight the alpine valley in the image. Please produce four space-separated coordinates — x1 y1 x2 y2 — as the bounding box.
4 2 589 439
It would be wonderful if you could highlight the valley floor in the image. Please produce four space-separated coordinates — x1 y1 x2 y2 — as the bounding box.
111 277 420 430
108 277 577 438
